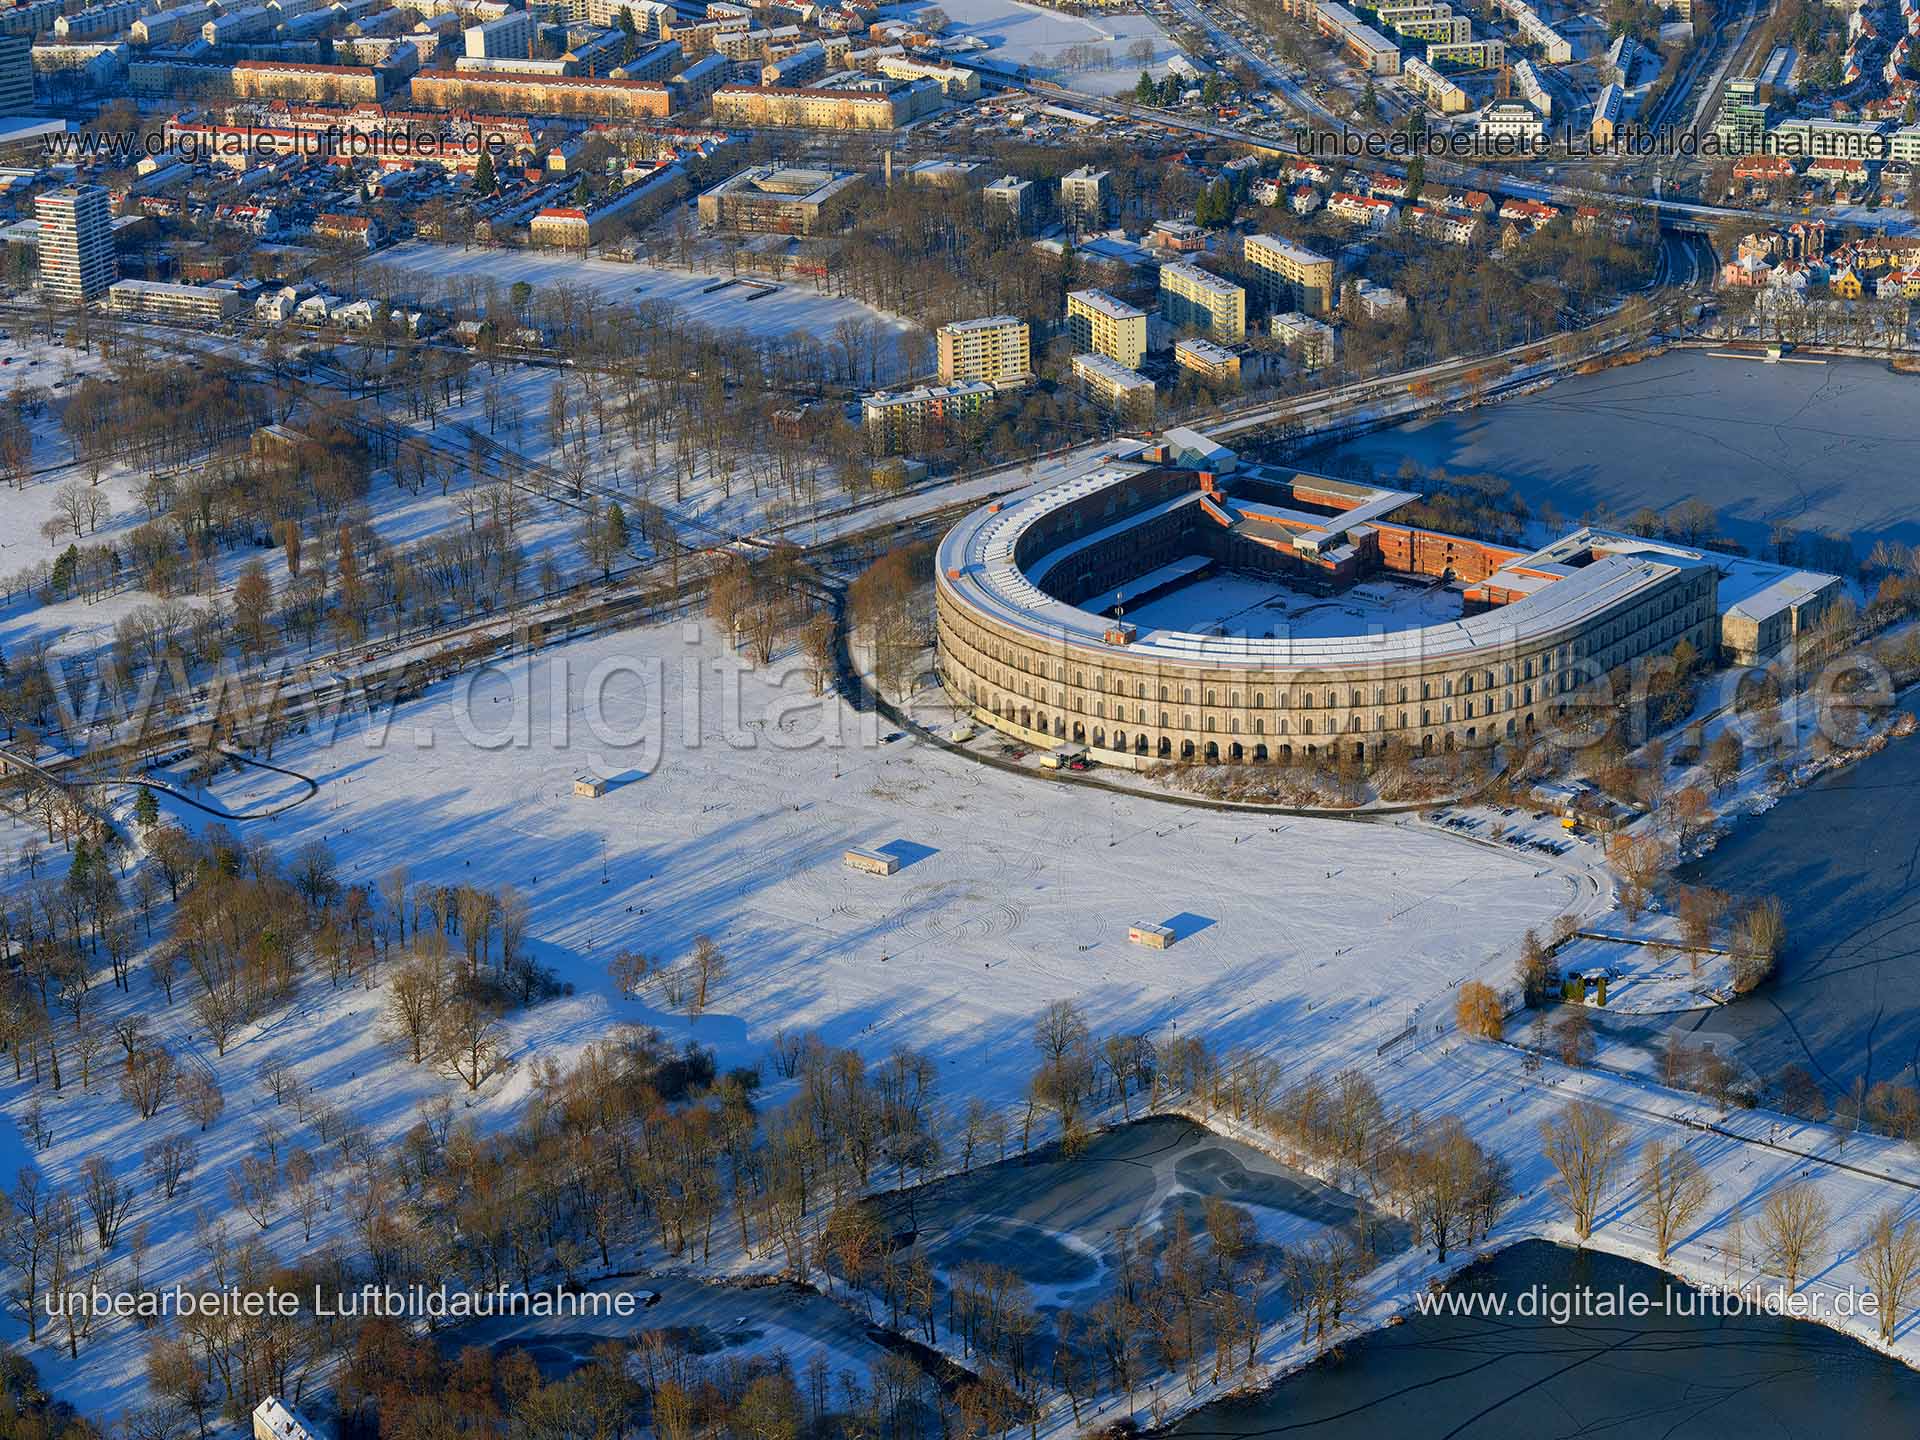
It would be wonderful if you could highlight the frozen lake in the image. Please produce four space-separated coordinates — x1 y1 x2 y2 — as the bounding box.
877 1116 1408 1316
1598 695 1920 1101
1307 351 1920 558
1164 1241 1920 1438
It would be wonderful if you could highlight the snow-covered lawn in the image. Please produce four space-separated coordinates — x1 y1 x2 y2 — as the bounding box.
373 243 922 382
914 0 1185 95
0 613 1572 1416
155 617 1572 1091
9 608 1918 1422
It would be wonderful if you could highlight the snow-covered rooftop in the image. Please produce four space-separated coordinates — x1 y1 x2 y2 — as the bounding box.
937 468 1695 669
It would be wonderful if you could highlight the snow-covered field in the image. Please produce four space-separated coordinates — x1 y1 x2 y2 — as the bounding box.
374 243 922 382
0 337 161 654
141 617 1572 1093
0 613 1574 1416
10 608 1920 1419
916 0 1185 95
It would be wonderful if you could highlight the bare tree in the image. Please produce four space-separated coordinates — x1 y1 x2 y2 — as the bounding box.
1033 999 1090 1066
1539 1101 1626 1241
228 1155 278 1231
1857 1206 1920 1342
1636 1139 1711 1263
120 1045 176 1120
436 995 508 1092
258 1055 296 1105
80 1157 133 1250
609 949 653 1000
191 986 243 1057
1757 1182 1830 1292
142 1136 198 1199
690 934 728 1014
386 953 445 1063
177 1071 224 1132
1730 897 1786 993
380 865 410 945
1454 981 1504 1039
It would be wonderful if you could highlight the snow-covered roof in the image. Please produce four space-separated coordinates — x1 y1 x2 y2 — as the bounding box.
254 1399 326 1440
1725 571 1839 622
936 469 1695 671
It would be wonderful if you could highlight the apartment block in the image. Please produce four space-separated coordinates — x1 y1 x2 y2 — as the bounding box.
53 1 143 40
107 279 241 323
1072 352 1154 411
861 381 993 453
407 69 671 117
1242 232 1335 314
464 10 535 57
935 315 1031 387
874 53 976 95
1270 310 1334 368
589 0 671 30
1173 336 1241 387
709 76 937 128
1066 288 1147 369
1059 164 1109 229
982 174 1036 231
1713 79 1768 151
1402 56 1468 113
1159 261 1246 341
233 59 391 103
34 184 117 303
1477 99 1547 148
1591 82 1622 146
0 33 29 110
761 41 825 86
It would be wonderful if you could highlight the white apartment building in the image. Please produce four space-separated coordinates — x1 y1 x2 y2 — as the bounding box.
34 184 116 303
464 10 535 58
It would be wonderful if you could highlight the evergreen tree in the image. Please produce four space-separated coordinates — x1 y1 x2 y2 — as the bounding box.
50 544 78 597
134 788 159 831
1135 69 1156 104
606 501 630 555
1406 153 1426 205
472 148 498 195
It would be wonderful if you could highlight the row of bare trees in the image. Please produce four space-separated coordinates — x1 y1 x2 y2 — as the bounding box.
1538 1099 1920 1338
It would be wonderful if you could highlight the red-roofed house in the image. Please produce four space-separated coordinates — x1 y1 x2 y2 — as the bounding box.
313 212 380 248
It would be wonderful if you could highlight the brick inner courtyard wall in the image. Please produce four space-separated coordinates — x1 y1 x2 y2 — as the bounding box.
1372 522 1528 585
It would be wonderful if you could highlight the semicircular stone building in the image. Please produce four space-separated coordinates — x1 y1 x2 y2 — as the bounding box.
934 452 1726 769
